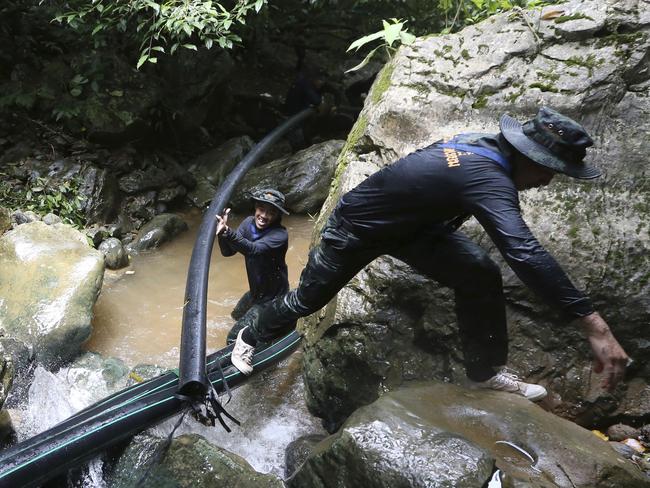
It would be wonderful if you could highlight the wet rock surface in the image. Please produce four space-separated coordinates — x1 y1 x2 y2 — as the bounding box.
291 382 650 488
111 433 284 488
302 0 650 431
98 237 129 270
0 221 104 367
125 213 188 252
230 140 344 214
285 433 327 479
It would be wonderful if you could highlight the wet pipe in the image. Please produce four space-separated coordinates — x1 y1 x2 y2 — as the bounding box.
177 107 314 396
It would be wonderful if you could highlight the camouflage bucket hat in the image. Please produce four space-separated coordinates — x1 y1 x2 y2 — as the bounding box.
251 188 289 215
500 107 601 179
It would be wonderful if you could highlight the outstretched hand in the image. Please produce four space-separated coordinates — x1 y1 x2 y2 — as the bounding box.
216 208 231 236
579 312 629 391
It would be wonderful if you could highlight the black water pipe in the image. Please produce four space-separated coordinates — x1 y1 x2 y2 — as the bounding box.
178 108 315 396
0 332 301 488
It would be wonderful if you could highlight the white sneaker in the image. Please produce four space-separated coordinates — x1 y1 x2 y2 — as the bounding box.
231 328 255 375
474 369 547 401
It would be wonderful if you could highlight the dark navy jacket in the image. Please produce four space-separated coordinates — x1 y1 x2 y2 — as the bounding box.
284 73 322 115
218 216 289 302
334 133 594 319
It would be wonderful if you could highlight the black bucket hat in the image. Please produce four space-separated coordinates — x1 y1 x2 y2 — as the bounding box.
251 188 289 215
500 107 601 179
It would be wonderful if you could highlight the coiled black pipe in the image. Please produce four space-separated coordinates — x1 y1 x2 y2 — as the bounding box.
178 108 314 396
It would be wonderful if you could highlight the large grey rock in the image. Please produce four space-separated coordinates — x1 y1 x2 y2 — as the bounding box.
302 0 650 430
0 222 104 366
111 433 283 488
80 166 121 225
186 173 217 208
126 213 188 252
118 166 173 195
291 382 650 488
230 140 345 214
98 237 129 270
191 136 256 186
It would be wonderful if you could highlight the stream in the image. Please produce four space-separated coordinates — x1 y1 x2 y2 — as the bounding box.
8 209 325 485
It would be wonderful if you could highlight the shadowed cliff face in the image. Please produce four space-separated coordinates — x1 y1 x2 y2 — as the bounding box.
301 0 650 431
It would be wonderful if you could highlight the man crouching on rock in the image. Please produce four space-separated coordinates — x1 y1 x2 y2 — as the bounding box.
229 107 630 401
216 189 291 345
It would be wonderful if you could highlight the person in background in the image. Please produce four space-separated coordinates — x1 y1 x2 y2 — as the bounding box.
284 46 341 150
216 189 290 345
229 107 630 401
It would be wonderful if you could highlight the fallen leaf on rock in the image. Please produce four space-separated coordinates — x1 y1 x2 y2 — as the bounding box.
541 9 565 20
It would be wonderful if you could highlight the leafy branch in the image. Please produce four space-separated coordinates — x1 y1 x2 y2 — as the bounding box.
345 18 416 73
48 0 267 68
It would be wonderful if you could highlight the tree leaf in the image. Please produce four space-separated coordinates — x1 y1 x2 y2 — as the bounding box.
182 43 197 50
399 31 416 45
345 46 380 73
383 22 404 47
137 54 149 69
347 30 385 52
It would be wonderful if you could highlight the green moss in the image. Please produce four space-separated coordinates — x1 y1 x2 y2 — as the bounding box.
460 49 471 60
536 71 560 82
505 86 526 103
472 94 488 109
529 82 559 93
594 32 645 48
329 114 369 197
567 225 579 239
369 62 395 105
436 85 468 98
403 82 430 95
562 54 603 76
554 13 593 24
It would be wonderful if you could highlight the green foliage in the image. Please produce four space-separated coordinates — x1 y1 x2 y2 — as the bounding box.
47 0 268 68
0 172 87 228
346 18 416 72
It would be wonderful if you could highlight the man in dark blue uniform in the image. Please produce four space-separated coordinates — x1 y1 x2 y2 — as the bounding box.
230 107 630 400
216 189 290 345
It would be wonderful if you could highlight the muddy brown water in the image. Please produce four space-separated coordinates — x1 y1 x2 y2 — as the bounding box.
85 209 314 367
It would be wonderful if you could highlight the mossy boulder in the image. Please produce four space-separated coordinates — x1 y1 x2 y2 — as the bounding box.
0 222 104 367
111 433 283 488
301 0 650 431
